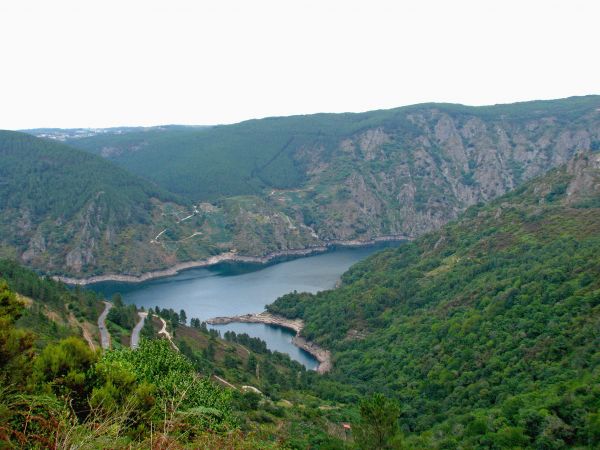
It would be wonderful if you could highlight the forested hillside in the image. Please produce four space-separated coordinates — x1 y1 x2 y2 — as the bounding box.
0 278 238 448
0 131 323 278
15 97 600 279
3 135 599 448
11 96 600 282
0 259 103 348
61 96 600 242
0 130 205 276
267 151 600 447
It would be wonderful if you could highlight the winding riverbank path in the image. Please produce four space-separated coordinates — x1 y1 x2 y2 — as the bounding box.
207 312 332 373
98 301 112 350
53 235 409 286
130 312 148 349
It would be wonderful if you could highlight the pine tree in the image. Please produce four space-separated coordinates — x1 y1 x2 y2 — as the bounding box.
354 393 404 449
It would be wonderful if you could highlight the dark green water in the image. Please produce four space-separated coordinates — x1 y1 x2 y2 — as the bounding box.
90 243 401 369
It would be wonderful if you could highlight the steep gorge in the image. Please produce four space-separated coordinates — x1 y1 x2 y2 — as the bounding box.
15 96 600 278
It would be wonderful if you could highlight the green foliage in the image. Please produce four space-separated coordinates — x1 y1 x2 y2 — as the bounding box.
545 180 568 202
0 389 71 448
0 259 102 347
224 330 269 353
32 336 98 418
0 131 207 277
0 280 35 386
176 324 314 399
0 130 174 229
155 306 183 330
12 97 600 278
64 95 600 203
0 270 342 448
354 393 403 449
0 277 240 445
106 301 137 329
0 260 99 318
5 100 600 446
140 312 156 340
102 339 234 430
268 161 600 447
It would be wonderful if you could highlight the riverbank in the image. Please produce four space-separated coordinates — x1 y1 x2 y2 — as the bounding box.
54 235 409 286
207 312 332 374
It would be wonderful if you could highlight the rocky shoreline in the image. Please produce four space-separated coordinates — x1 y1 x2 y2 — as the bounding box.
207 312 332 374
54 235 409 286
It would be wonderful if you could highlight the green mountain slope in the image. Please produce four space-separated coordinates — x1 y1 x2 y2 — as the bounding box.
59 96 600 244
0 259 103 349
267 151 600 447
0 131 227 276
0 131 329 278
14 96 600 279
0 278 238 448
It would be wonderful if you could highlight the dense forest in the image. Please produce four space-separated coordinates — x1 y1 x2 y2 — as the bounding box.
0 130 193 276
0 130 312 278
54 96 600 260
267 151 600 447
0 281 237 447
62 96 600 202
4 0 600 445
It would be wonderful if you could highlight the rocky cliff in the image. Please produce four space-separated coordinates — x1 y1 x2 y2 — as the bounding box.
15 96 600 278
266 101 600 242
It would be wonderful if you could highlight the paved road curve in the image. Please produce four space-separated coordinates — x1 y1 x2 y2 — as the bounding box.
130 312 148 349
98 301 112 350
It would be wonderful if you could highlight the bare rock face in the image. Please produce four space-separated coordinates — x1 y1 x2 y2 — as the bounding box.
286 107 600 242
565 151 600 203
16 209 32 235
358 128 390 161
66 246 95 273
222 197 319 256
7 102 600 279
64 196 105 272
22 231 46 262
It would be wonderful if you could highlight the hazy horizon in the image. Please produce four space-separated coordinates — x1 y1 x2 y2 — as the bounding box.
12 93 599 131
2 0 599 129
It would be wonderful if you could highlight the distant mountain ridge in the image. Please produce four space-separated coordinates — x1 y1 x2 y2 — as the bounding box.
60 96 600 239
9 95 600 278
50 96 600 200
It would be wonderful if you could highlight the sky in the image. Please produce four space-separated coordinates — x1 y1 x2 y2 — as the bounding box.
1 0 599 129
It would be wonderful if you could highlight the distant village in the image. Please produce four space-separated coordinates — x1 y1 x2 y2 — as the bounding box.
27 127 125 141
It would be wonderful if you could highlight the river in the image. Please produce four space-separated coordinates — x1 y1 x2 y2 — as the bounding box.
89 243 400 369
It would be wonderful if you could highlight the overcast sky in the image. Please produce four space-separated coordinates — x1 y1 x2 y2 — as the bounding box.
1 0 599 129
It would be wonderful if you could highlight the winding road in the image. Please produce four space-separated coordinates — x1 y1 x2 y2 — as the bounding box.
130 312 148 349
157 316 178 351
98 301 112 350
213 375 237 390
